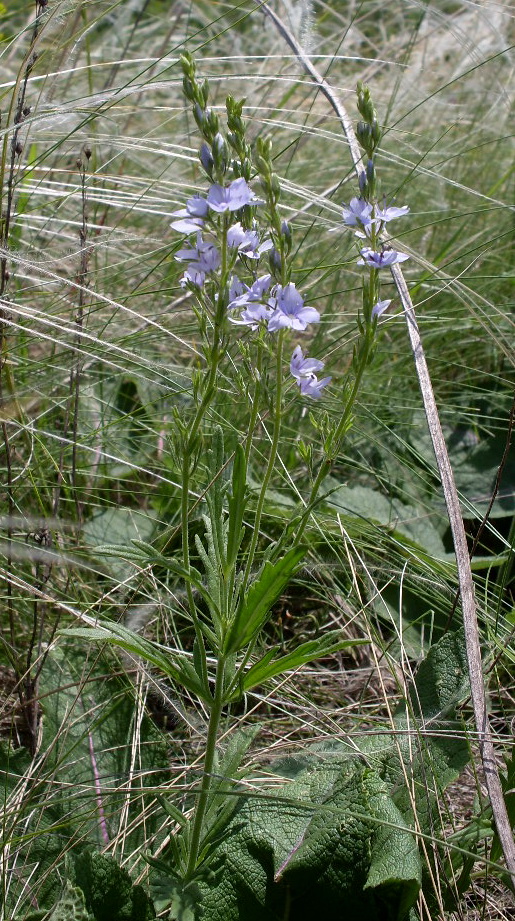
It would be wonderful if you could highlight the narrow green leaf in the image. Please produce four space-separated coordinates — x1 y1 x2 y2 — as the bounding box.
60 622 211 703
240 633 369 693
158 795 187 828
224 546 308 654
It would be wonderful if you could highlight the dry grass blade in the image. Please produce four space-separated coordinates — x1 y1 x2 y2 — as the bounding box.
254 0 515 892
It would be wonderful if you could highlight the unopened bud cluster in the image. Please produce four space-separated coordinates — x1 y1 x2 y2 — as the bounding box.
180 52 252 188
356 81 382 199
254 137 292 282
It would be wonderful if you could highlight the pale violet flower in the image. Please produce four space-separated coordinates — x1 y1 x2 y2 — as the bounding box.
267 283 320 332
290 346 325 379
176 232 220 287
358 247 410 269
342 197 374 229
299 374 332 399
227 275 273 327
227 222 273 259
227 274 272 311
371 299 392 318
290 346 331 399
207 178 259 213
375 203 410 223
170 195 209 234
228 302 272 330
341 197 409 238
180 267 206 288
228 275 246 304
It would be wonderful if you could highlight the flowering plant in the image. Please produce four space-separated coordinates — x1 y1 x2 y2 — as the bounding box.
153 59 412 887
67 54 411 896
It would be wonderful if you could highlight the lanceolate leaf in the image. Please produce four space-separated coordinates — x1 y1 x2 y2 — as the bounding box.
238 632 369 695
61 622 211 703
224 546 308 654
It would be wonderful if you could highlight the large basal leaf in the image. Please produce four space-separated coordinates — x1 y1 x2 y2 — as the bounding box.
358 629 471 865
4 644 170 918
37 644 171 848
154 630 471 920
409 410 515 519
188 757 421 921
71 851 155 921
83 508 157 581
33 880 94 921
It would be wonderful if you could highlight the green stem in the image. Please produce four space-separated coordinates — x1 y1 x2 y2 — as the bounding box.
180 215 230 689
292 326 375 546
241 328 285 592
185 654 226 879
244 338 264 466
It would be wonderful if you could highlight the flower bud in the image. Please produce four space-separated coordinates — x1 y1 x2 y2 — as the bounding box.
356 81 377 125
200 79 209 107
199 142 214 178
257 136 272 160
371 119 381 147
212 132 228 172
182 75 196 102
240 158 252 182
180 51 194 73
204 108 220 138
255 154 270 178
193 102 205 130
356 121 374 156
268 246 282 276
281 220 292 254
365 159 378 196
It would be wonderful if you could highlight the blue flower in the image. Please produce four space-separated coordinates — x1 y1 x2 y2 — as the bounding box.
267 283 320 332
180 267 207 288
228 302 272 329
375 203 410 223
290 345 325 379
207 178 260 213
227 274 272 310
341 197 410 240
341 197 374 228
298 375 332 399
358 248 410 269
227 222 273 259
371 298 392 317
175 232 220 286
290 346 331 399
227 275 273 326
170 195 209 234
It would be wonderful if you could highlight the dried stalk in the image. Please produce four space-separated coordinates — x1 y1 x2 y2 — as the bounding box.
253 0 515 888
0 0 49 755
